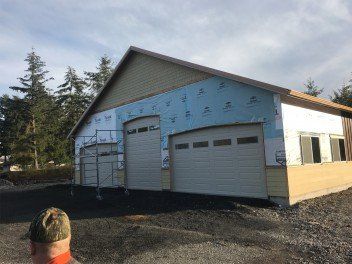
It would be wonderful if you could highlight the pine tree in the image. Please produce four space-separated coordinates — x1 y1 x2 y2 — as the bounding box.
0 95 12 164
9 49 55 169
54 67 92 162
56 67 92 137
331 74 352 107
304 78 323 97
85 55 114 94
0 95 32 167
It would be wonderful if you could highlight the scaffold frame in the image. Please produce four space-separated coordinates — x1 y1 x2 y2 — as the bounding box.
70 129 128 200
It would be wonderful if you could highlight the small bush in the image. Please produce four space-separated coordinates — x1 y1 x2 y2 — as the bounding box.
5 166 73 185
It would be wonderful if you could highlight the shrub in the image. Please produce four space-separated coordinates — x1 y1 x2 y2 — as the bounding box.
4 165 73 185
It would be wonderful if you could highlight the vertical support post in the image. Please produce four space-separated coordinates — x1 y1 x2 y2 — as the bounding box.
95 130 102 200
117 137 120 188
70 137 74 196
122 129 129 196
83 163 85 185
111 161 114 185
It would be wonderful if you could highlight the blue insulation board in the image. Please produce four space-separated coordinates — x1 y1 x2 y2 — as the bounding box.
76 76 284 168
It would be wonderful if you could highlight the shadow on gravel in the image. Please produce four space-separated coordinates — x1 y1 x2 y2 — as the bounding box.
0 184 275 224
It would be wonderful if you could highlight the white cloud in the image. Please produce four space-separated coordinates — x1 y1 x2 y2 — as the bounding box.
0 0 351 98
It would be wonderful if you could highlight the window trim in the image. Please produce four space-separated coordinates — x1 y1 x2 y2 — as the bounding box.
339 138 346 161
175 143 189 150
300 134 322 165
311 136 321 163
300 135 311 164
127 128 137 135
149 125 160 131
237 136 258 145
193 141 209 148
137 126 149 133
330 135 346 162
213 139 232 146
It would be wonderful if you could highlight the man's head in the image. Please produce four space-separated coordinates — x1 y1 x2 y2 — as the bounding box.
28 207 71 263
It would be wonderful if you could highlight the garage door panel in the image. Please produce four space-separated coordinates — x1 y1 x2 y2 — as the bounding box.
127 156 160 162
238 172 262 180
238 161 261 168
213 161 236 168
193 160 211 166
239 162 261 169
171 124 267 198
191 152 211 158
240 186 265 194
213 155 237 162
126 144 160 150
125 116 162 191
237 147 261 155
213 150 234 157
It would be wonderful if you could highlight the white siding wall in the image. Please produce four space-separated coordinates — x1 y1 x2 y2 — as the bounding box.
74 109 118 174
75 108 117 144
282 103 343 165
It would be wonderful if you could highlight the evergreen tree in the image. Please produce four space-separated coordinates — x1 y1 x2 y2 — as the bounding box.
85 55 114 94
57 66 92 123
55 67 92 160
0 95 32 167
9 49 55 169
0 95 13 164
304 78 323 97
331 74 352 107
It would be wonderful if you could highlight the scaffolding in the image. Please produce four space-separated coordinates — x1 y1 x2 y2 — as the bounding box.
70 129 128 200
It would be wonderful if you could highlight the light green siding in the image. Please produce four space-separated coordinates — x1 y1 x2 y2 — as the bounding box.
266 166 289 197
162 169 171 190
94 52 211 112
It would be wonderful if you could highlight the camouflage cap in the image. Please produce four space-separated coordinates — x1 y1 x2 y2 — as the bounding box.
28 207 71 243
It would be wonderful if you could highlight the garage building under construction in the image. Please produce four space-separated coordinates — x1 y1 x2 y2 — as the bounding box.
68 46 352 205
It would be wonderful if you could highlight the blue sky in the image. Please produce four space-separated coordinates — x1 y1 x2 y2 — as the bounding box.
0 0 351 98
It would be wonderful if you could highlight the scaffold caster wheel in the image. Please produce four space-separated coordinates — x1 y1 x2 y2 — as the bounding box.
96 188 103 200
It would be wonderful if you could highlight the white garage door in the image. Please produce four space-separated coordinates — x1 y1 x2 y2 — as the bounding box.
125 116 162 191
80 143 118 187
170 124 267 198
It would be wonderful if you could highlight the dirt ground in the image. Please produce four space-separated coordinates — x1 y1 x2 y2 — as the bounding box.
0 183 351 264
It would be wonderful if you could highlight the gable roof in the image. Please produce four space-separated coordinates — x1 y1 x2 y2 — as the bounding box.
68 46 352 138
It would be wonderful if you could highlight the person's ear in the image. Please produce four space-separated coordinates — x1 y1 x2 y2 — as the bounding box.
30 241 36 256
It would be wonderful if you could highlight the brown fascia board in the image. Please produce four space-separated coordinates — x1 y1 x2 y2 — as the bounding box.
288 90 352 113
68 46 352 138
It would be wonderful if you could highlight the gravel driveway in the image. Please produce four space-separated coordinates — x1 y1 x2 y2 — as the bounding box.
0 183 351 263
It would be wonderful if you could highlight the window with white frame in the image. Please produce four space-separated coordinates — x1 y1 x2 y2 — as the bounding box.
300 135 321 164
330 137 346 162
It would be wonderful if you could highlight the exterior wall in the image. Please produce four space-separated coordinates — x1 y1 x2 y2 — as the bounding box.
342 113 352 160
75 76 285 191
287 162 352 204
74 108 122 178
117 170 125 186
161 169 171 190
94 52 211 112
266 166 288 197
281 103 344 165
74 170 81 185
79 143 118 187
279 102 352 205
